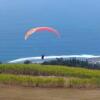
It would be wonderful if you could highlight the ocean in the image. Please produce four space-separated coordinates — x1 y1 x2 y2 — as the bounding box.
0 0 100 62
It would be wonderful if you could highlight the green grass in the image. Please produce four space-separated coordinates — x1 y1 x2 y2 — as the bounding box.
0 74 99 88
0 64 99 88
0 74 64 87
0 64 100 78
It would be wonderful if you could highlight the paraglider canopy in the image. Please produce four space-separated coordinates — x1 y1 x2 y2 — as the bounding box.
25 27 60 40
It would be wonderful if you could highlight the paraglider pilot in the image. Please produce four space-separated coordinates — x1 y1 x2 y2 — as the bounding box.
41 55 45 60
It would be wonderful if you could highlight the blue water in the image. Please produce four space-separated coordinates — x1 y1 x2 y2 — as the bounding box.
0 0 100 62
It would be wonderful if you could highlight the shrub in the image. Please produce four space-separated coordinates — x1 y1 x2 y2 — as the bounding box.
0 74 65 87
24 60 32 64
0 64 99 79
42 58 100 69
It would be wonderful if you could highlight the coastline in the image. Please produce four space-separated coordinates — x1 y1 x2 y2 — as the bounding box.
8 54 100 63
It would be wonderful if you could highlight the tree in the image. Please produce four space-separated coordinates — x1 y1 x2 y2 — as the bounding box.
24 60 32 64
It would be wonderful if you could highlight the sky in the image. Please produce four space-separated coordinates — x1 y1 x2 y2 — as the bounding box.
0 0 100 61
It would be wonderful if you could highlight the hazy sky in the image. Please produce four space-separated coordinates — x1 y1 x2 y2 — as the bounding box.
0 0 100 60
0 0 100 36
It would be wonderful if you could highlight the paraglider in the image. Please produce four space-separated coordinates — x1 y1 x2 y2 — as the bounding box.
25 27 60 40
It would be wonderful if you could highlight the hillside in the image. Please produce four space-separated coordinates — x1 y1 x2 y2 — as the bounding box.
0 64 99 88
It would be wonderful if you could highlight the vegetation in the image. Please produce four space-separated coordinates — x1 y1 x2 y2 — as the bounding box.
0 74 99 88
24 60 32 64
0 61 2 64
0 64 99 88
0 64 100 78
69 78 100 88
0 74 64 87
43 58 100 69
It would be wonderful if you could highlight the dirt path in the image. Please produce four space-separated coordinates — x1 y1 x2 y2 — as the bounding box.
0 86 100 100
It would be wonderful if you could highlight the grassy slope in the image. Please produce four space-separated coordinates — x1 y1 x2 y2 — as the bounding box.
0 64 100 78
0 64 99 88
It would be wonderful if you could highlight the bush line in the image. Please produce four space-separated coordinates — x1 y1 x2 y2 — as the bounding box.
0 64 100 78
0 74 99 88
0 74 64 88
